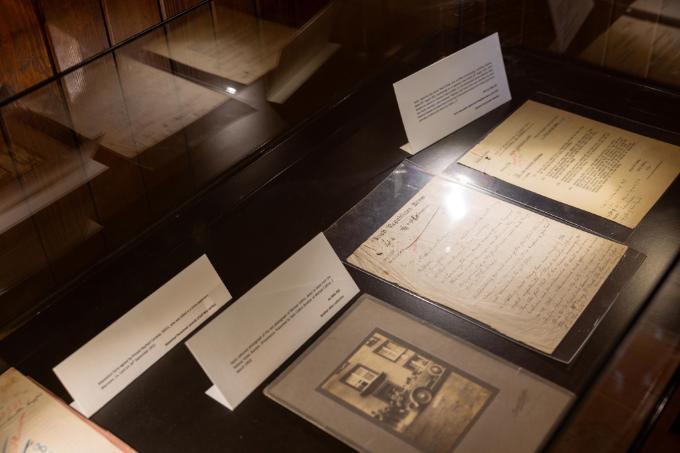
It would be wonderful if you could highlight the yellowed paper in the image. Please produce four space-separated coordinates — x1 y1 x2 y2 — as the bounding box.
0 368 133 453
458 100 680 227
347 177 627 354
145 7 296 85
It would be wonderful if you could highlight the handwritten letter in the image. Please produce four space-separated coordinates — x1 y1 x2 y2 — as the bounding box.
0 369 132 453
348 178 627 354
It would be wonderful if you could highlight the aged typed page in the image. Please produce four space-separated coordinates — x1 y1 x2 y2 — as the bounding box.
0 368 133 453
347 178 627 354
145 7 296 85
458 101 680 227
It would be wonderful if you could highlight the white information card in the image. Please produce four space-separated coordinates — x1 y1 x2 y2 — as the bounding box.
394 33 511 154
186 233 359 410
54 255 231 417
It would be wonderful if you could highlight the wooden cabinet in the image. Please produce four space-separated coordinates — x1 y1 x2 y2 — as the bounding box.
159 0 205 19
37 0 111 71
0 0 53 97
101 0 162 44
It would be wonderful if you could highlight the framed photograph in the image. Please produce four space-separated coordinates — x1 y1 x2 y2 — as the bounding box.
265 294 573 453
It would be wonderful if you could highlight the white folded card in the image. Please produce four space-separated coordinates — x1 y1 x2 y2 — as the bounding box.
186 233 359 410
394 33 511 154
54 255 231 417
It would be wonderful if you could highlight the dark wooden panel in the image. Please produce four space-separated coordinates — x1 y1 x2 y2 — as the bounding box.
217 0 256 15
0 217 51 293
159 0 205 19
522 0 558 50
0 265 55 338
90 148 151 246
256 0 330 27
37 0 111 71
101 0 161 44
32 185 108 283
0 0 53 98
2 80 108 280
460 0 488 45
485 0 523 45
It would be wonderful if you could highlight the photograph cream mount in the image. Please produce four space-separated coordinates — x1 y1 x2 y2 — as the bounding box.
266 294 573 453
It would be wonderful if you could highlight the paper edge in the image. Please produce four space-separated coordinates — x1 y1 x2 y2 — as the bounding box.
205 385 233 410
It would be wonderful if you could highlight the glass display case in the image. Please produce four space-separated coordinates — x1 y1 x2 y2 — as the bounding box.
0 0 678 451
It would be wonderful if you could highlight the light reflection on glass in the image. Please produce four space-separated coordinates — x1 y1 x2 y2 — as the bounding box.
443 186 467 221
454 174 471 185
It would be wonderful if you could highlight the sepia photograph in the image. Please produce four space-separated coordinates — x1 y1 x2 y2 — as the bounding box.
267 295 574 452
318 329 497 452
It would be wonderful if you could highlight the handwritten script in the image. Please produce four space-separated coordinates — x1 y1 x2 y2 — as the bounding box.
348 178 627 354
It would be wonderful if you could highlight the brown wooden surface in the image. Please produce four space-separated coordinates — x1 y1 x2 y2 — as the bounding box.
485 0 523 45
0 0 53 98
641 372 680 452
549 263 680 453
37 0 111 71
460 0 488 45
32 186 105 278
89 147 151 247
217 0 256 15
522 0 556 50
101 0 161 44
255 0 331 27
0 134 51 295
159 0 206 19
